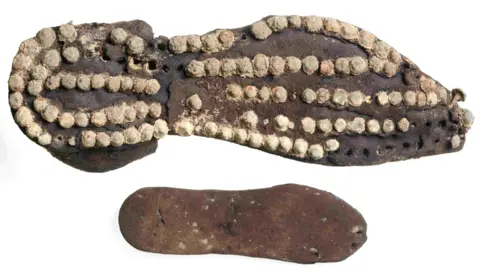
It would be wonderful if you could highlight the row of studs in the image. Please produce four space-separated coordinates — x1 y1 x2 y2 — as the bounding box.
168 29 235 54
301 88 447 107
226 84 288 103
14 104 168 148
80 119 169 148
9 72 160 97
205 109 411 135
13 106 52 145
29 98 162 128
294 116 411 135
375 90 445 107
174 105 412 137
9 22 154 95
108 27 146 54
173 119 339 160
12 25 77 76
250 16 401 63
12 24 145 74
186 54 400 79
217 84 446 108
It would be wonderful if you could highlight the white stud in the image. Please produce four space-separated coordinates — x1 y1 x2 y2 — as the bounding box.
135 101 149 118
304 16 323 33
251 21 272 40
302 88 316 104
187 94 203 111
12 53 32 71
334 118 347 132
96 132 111 147
347 117 365 134
244 85 258 100
227 84 243 100
317 119 333 133
110 132 125 147
236 57 253 77
293 139 308 157
234 128 248 144
403 91 417 106
349 57 367 75
58 24 77 42
239 110 258 129
335 58 350 74
77 75 91 91
274 115 289 132
252 54 270 77
451 135 461 149
316 88 330 103
203 122 218 137
123 127 141 144
332 88 348 106
106 76 121 92
264 135 279 151
8 74 25 92
388 91 403 105
58 112 75 128
127 36 145 54
31 65 49 80
15 106 34 127
110 28 129 45
27 80 43 96
41 105 59 123
138 123 154 142
43 50 61 69
124 107 137 122
302 56 319 75
61 73 77 89
62 47 80 63
426 92 438 106
81 131 97 148
145 79 161 95
169 36 187 54
26 123 42 139
301 117 316 134
75 112 89 127
149 103 162 118
383 119 395 133
38 132 52 146
36 28 56 47
267 16 288 32
204 58 221 76
9 92 24 109
218 126 234 141
308 144 324 160
269 56 285 76
348 91 364 107
376 91 389 106
397 118 410 132
221 59 237 77
258 86 270 101
248 132 263 148
278 137 293 153
288 16 302 28
285 56 301 73
320 60 335 76
324 139 340 152
367 119 380 134
33 97 48 113
91 111 107 127
271 86 288 103
175 120 194 136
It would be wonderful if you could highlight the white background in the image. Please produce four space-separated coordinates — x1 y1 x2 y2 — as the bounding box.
0 1 478 269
